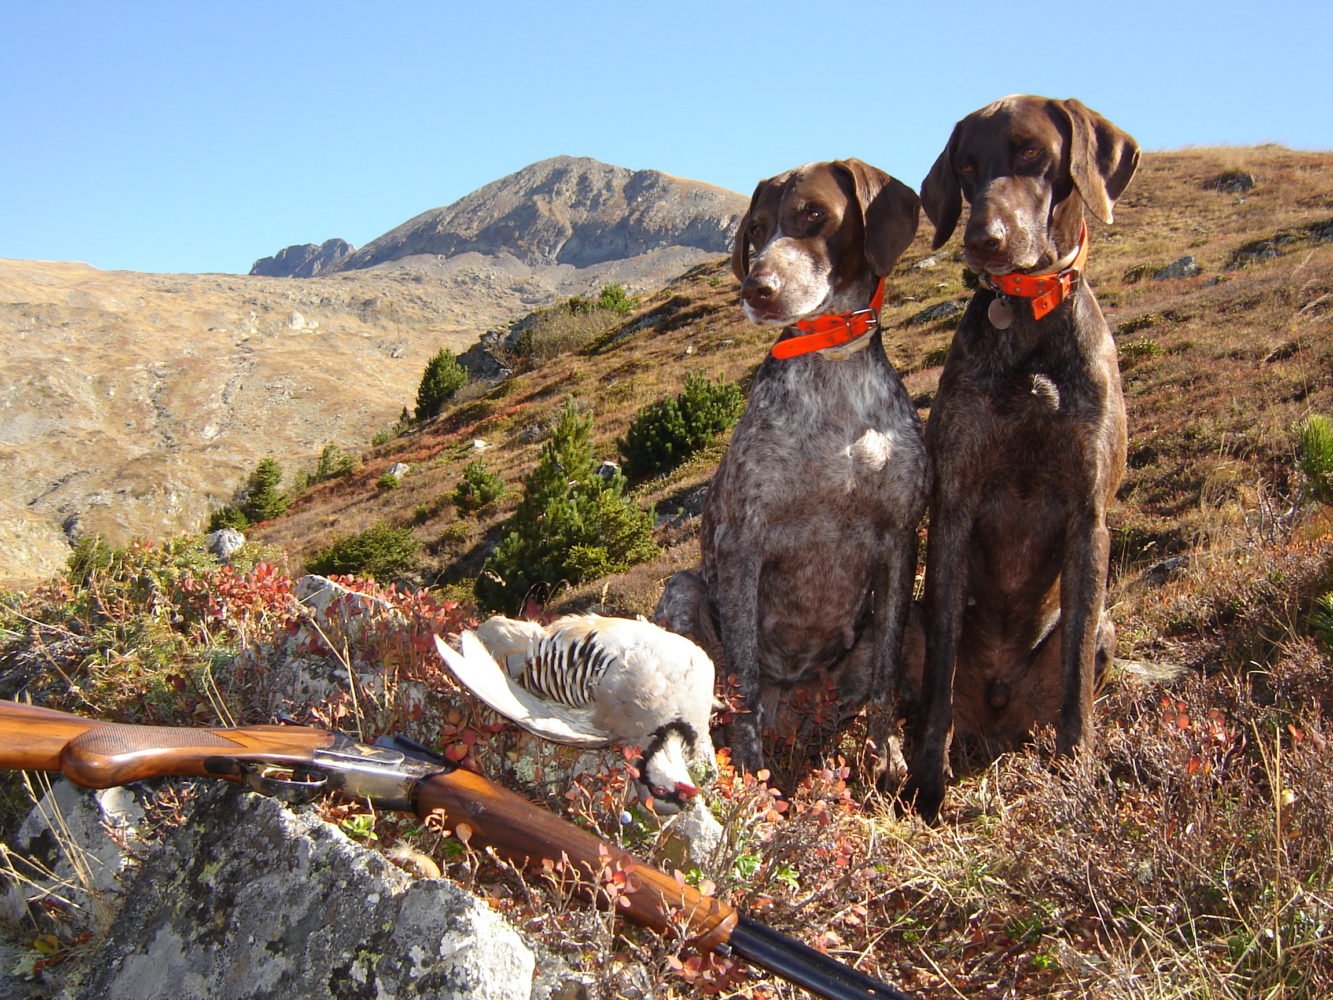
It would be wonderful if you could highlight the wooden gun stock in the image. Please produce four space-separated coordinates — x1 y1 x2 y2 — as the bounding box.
0 700 913 999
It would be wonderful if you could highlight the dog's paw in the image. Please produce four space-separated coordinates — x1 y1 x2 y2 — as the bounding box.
725 718 765 776
902 751 952 825
901 776 945 825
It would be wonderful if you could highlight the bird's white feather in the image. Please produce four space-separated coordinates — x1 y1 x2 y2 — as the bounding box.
474 616 546 677
434 632 614 747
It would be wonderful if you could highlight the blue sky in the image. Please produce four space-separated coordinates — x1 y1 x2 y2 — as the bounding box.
2 1 1329 275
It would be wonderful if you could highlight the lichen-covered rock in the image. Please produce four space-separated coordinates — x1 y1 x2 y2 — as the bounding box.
71 787 534 1000
206 527 246 561
0 781 147 939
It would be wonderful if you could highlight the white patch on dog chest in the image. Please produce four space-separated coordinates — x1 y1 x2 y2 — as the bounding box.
848 428 895 471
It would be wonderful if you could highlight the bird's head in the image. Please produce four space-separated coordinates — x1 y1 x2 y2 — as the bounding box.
635 720 708 815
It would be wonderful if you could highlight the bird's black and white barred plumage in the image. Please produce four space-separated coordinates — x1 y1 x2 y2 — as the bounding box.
520 619 621 708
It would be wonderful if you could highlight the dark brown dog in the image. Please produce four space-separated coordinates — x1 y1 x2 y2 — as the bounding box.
906 96 1140 821
655 160 927 781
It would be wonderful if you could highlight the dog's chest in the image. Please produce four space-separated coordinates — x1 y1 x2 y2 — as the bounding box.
729 358 919 516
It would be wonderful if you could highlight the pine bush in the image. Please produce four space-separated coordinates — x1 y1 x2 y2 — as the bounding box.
241 458 288 523
414 349 468 422
207 504 250 532
596 283 638 314
305 521 420 581
618 373 744 481
476 400 658 613
453 461 505 516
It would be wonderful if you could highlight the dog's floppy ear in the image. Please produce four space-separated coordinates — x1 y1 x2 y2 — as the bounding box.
731 182 765 280
834 159 920 277
920 123 963 250
1057 98 1140 225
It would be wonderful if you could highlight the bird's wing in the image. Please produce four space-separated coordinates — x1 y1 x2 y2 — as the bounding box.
434 632 614 747
474 616 546 678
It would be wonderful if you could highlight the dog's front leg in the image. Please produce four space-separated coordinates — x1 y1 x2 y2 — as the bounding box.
1056 505 1111 755
906 495 974 822
868 528 917 792
715 546 766 773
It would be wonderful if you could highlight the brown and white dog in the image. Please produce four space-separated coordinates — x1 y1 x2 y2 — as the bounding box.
655 159 928 783
906 96 1140 821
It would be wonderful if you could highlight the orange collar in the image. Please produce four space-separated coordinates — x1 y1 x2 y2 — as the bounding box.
770 278 885 361
980 222 1089 321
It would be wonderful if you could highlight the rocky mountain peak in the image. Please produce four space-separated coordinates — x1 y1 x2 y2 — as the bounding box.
250 238 354 277
331 156 746 271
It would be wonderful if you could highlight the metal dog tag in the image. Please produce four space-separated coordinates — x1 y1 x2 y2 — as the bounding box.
988 296 1015 330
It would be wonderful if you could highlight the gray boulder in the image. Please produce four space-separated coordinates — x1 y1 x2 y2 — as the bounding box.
907 299 966 326
69 787 535 1000
206 527 246 561
1153 256 1202 280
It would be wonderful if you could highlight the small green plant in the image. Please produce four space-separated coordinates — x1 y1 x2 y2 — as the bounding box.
618 374 744 481
1119 336 1164 368
241 458 288 523
376 472 401 491
476 400 658 613
452 461 505 517
295 443 358 490
595 283 638 314
1296 414 1333 505
206 457 290 530
206 504 250 532
340 813 378 842
305 522 420 581
414 349 468 422
1310 593 1333 649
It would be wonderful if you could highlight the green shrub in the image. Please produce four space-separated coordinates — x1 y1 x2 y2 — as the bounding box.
476 399 658 613
207 504 250 532
206 457 288 530
618 373 744 481
453 461 505 516
596 283 638 314
1297 414 1333 506
294 445 359 493
414 349 468 422
1119 337 1164 368
241 458 288 523
1311 592 1333 650
376 472 401 491
305 522 420 581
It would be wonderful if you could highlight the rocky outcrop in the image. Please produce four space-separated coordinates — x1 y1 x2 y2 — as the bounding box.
333 157 745 272
250 238 353 277
78 789 535 1000
0 780 536 1000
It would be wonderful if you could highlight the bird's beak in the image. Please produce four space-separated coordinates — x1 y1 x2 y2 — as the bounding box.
674 781 700 801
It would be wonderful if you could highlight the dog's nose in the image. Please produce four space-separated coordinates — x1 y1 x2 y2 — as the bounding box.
965 220 1007 257
742 272 781 307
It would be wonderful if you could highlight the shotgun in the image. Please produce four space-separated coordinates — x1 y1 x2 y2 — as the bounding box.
0 700 914 1000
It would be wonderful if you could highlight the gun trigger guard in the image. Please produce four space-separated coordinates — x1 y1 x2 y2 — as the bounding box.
207 756 328 805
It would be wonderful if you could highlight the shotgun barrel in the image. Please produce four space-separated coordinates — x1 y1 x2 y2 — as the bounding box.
0 699 914 999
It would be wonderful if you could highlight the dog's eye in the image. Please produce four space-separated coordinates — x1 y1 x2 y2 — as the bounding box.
1019 146 1041 162
959 161 975 175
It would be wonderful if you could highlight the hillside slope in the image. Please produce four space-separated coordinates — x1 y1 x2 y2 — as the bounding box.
0 160 747 585
255 145 1332 640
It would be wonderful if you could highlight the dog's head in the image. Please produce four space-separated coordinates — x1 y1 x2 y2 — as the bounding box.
920 96 1139 275
731 159 919 326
